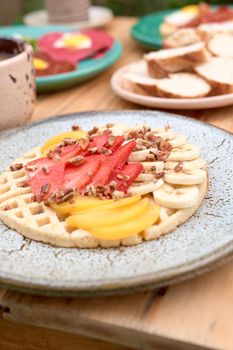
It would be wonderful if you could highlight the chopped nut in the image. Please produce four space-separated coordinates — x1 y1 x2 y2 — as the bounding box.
72 124 80 131
106 123 114 128
53 153 61 162
89 147 98 154
116 174 123 180
63 138 77 145
47 150 53 159
18 181 29 188
2 205 12 211
42 166 49 174
88 126 98 136
174 161 183 173
40 183 50 194
25 164 37 171
154 172 165 179
79 138 89 151
125 175 130 181
10 163 23 171
112 190 125 199
68 155 85 166
146 154 155 161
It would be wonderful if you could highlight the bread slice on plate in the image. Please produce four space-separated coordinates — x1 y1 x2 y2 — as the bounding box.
198 21 233 41
194 57 233 95
123 71 211 99
163 28 201 49
207 33 233 58
144 42 210 78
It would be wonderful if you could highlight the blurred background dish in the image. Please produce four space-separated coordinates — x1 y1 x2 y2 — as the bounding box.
0 25 122 92
131 3 233 49
23 6 113 29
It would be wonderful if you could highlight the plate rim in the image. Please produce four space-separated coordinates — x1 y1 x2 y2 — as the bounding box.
0 110 232 296
111 63 233 110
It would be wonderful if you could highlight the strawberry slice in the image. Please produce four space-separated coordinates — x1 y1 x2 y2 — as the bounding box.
113 163 143 192
63 158 101 191
90 155 115 186
112 140 136 169
109 136 124 152
29 162 65 199
89 134 109 149
25 144 82 178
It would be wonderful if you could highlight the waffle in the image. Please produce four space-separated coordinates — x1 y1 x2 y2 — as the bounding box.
0 126 208 248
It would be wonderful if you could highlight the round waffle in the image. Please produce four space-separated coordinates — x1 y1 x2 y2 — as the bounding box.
0 125 208 248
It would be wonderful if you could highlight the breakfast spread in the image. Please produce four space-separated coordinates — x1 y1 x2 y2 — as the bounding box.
123 35 233 99
160 2 233 42
0 123 208 248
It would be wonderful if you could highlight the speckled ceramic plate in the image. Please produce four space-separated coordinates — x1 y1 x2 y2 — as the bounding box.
0 111 232 296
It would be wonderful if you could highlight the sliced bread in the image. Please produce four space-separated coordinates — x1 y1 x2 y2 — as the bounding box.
123 71 211 99
207 33 233 58
144 42 210 78
163 28 201 48
194 57 233 95
198 21 233 41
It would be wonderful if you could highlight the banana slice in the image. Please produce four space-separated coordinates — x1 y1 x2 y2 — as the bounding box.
140 161 164 172
153 183 199 209
129 148 157 162
153 130 175 140
129 179 164 196
169 134 187 148
167 144 200 161
165 158 206 170
164 169 207 185
135 173 155 182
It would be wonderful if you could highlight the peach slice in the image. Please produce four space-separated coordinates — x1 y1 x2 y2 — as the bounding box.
66 198 149 229
89 204 160 240
51 196 113 215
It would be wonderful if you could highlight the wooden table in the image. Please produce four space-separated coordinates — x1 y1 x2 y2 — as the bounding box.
1 17 233 350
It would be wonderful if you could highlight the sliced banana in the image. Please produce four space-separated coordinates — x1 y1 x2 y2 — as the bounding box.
153 183 199 209
129 148 157 162
164 158 206 171
164 169 207 185
141 161 164 172
169 134 187 148
135 173 155 182
129 179 164 196
167 144 200 161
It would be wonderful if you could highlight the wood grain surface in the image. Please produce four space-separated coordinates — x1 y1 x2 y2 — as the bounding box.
0 17 233 350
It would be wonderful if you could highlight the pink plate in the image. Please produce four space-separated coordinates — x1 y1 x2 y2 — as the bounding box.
111 63 233 110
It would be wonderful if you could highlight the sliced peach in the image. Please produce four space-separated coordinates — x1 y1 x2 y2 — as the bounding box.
88 205 160 240
66 198 149 229
80 195 141 213
51 196 113 215
41 130 87 155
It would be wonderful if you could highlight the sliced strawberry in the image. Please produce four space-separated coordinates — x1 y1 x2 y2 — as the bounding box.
63 158 101 191
89 134 109 149
113 163 143 192
109 136 124 152
29 162 65 199
25 144 82 178
90 155 115 186
112 140 136 169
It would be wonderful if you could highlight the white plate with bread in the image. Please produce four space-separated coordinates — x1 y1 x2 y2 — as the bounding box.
111 33 233 110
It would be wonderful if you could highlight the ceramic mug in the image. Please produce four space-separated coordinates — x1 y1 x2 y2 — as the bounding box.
0 37 36 131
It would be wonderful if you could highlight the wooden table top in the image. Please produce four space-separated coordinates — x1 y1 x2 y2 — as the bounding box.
1 17 233 350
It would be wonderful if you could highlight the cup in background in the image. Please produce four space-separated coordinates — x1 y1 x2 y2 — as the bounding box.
45 0 90 24
0 37 36 130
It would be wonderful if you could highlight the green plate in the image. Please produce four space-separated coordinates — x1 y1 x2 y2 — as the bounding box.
131 5 231 50
131 9 175 49
0 25 122 93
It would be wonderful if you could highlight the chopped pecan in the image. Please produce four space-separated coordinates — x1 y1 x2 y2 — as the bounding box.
72 124 80 131
88 126 98 136
10 163 23 171
68 155 85 166
174 161 183 173
42 166 49 174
